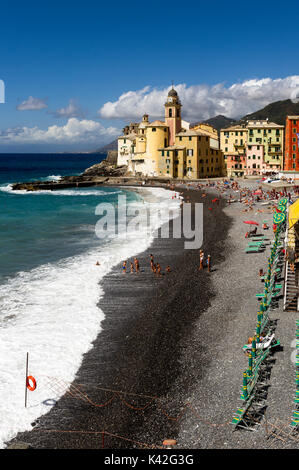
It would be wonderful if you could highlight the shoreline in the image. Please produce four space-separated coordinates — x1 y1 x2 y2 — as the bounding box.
7 186 231 449
6 181 299 449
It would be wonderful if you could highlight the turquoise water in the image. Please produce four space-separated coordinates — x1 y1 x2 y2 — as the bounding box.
0 153 140 280
0 154 181 447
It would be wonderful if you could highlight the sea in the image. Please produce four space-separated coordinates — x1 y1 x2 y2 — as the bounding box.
0 153 181 447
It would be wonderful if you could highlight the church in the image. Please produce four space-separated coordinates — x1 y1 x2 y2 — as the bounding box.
117 87 225 179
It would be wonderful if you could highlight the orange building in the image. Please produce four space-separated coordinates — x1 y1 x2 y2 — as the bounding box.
284 116 299 170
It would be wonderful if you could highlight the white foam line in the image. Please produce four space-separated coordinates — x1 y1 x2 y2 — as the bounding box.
0 186 181 448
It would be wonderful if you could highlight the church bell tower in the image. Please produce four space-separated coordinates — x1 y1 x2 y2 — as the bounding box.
164 86 182 146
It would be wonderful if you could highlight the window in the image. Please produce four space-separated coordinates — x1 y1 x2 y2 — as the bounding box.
169 109 173 118
187 149 193 156
189 136 192 141
161 151 164 156
152 128 156 132
179 136 182 141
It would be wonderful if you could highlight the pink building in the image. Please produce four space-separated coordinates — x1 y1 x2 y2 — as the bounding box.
246 145 267 175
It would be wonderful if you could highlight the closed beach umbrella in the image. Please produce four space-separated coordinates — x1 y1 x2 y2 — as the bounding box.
243 221 259 225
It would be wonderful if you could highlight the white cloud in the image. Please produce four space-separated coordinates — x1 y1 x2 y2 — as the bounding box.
98 76 299 121
0 118 120 145
16 96 48 111
50 99 84 118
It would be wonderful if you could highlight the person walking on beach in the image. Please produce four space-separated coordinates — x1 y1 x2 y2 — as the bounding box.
134 257 140 273
130 262 134 274
199 250 204 270
122 261 127 274
166 265 171 273
156 263 162 276
150 254 154 271
207 255 211 272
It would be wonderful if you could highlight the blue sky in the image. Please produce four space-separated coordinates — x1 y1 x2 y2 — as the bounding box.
0 0 298 152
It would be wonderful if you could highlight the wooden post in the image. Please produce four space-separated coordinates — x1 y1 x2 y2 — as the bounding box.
25 352 29 408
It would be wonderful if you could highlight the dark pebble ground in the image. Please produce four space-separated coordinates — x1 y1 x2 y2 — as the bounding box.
6 183 299 449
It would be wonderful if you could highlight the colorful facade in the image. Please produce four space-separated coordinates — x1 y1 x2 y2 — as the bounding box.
117 88 224 179
220 125 247 176
284 116 299 171
247 120 284 173
220 119 284 176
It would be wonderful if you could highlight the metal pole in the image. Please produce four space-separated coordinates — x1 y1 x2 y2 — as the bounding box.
25 352 29 408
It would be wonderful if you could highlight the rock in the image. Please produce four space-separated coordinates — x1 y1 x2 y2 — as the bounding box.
11 155 129 191
6 441 32 449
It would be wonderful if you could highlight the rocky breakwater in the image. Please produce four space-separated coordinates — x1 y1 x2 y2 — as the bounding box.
12 155 128 191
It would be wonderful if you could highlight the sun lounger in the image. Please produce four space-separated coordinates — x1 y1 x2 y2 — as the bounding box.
246 247 264 253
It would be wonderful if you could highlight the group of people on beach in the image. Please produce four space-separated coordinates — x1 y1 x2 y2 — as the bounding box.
150 253 171 276
122 258 140 274
121 254 171 276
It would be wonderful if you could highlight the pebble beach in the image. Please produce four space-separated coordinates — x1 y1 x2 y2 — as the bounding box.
7 180 299 449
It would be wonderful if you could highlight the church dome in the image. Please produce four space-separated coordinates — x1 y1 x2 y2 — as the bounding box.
168 88 178 97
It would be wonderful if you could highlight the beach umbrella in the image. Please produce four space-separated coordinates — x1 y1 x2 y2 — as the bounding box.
279 197 288 204
273 212 286 225
243 221 259 225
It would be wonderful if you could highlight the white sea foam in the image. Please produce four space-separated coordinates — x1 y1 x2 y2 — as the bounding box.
0 184 122 197
44 174 62 181
0 186 181 448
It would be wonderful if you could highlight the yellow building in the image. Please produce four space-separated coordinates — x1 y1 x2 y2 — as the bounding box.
220 124 247 177
117 87 224 179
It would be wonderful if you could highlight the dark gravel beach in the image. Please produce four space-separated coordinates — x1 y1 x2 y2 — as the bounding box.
7 187 232 449
7 182 299 449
